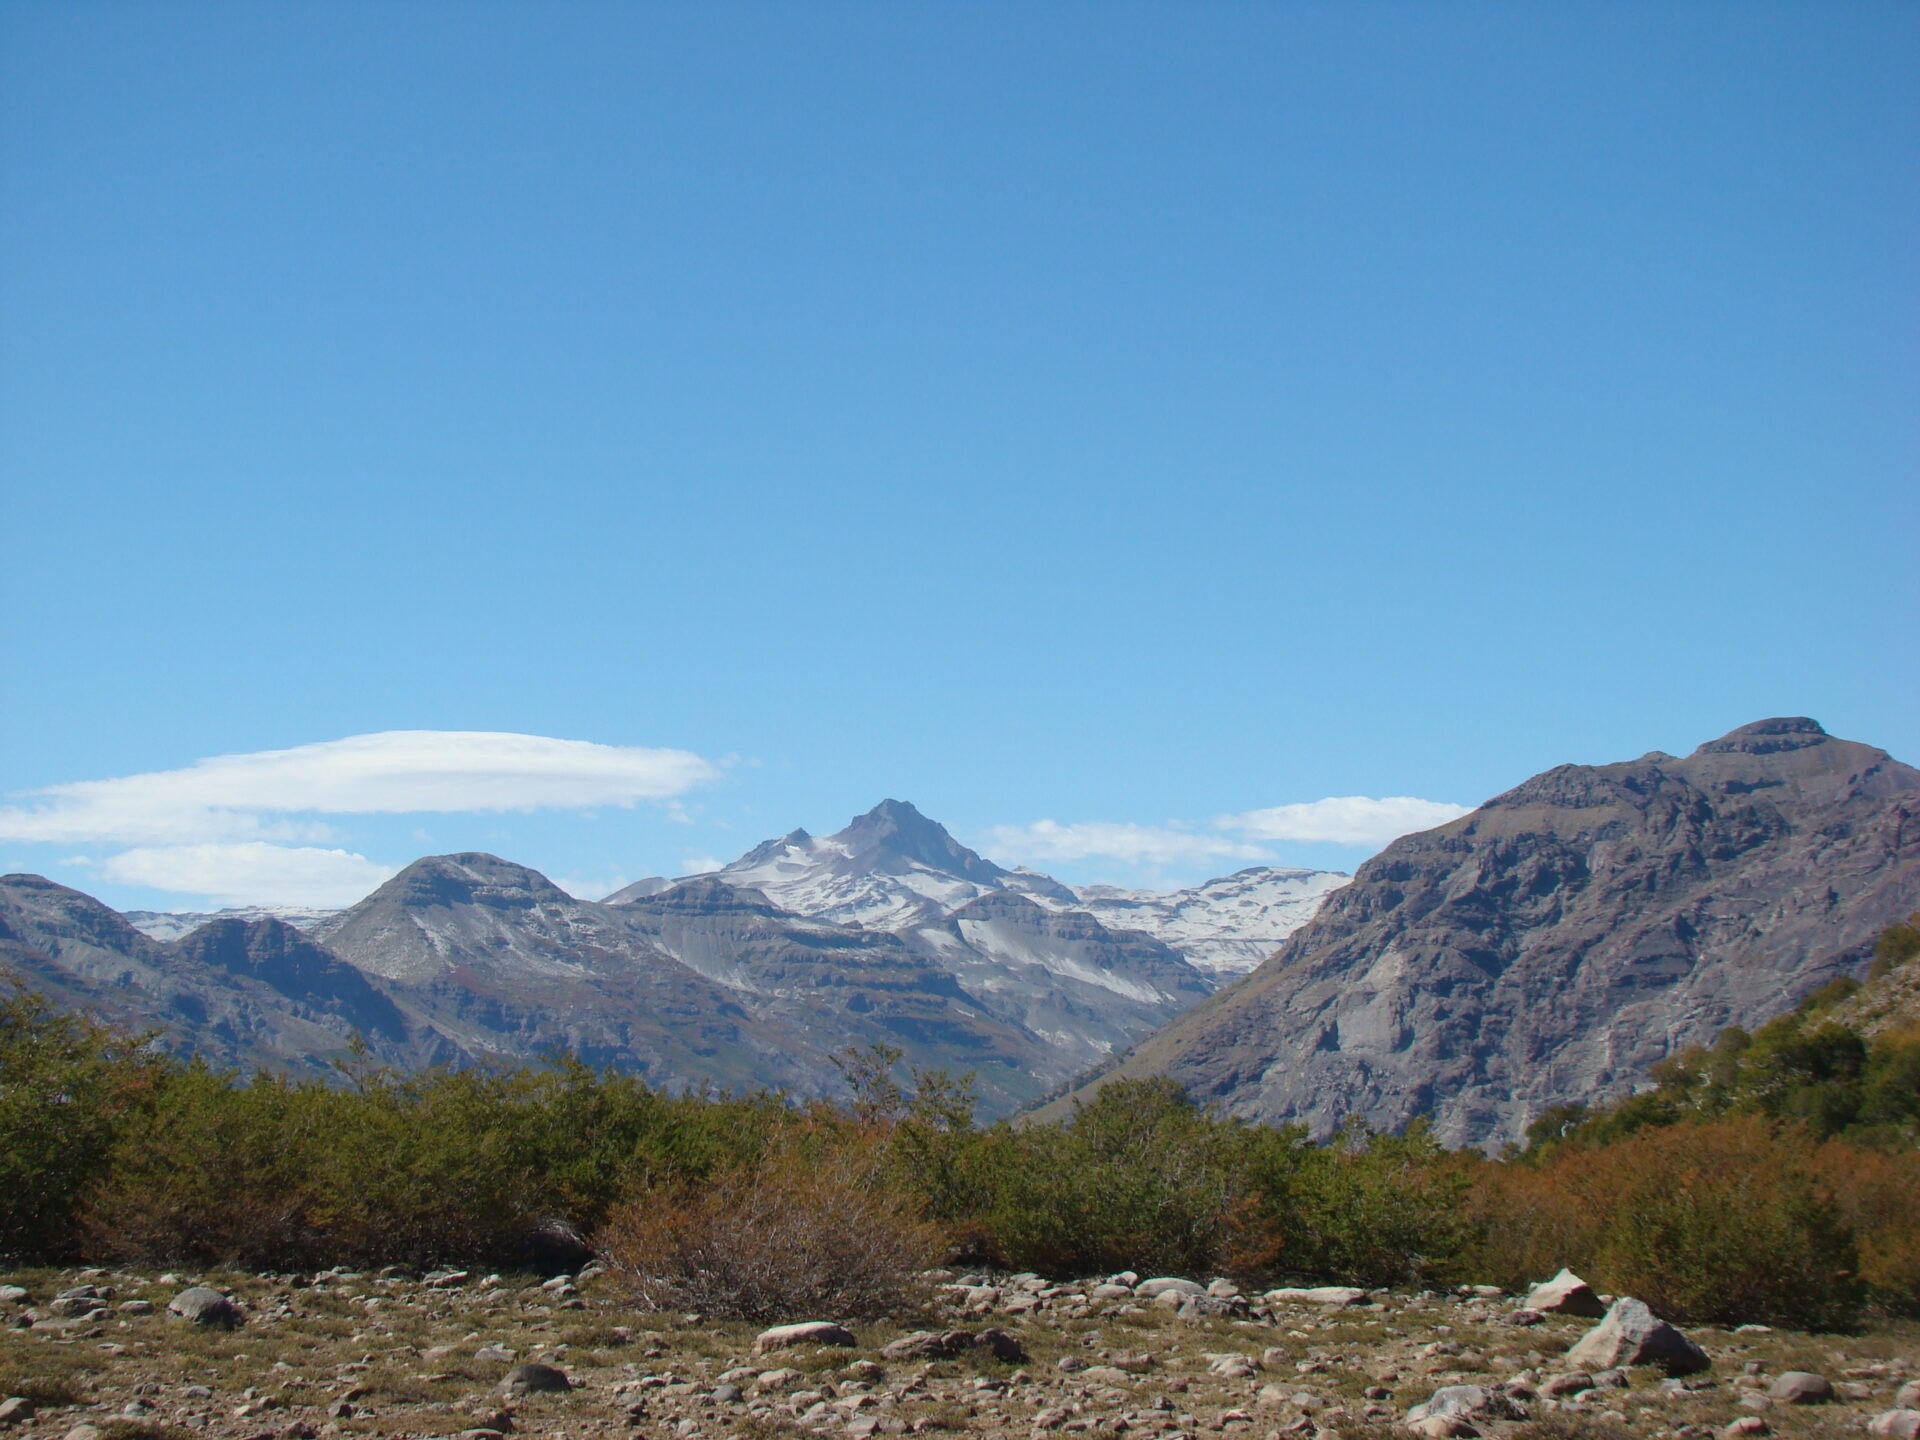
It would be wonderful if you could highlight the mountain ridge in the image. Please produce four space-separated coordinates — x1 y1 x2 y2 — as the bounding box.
1036 718 1920 1149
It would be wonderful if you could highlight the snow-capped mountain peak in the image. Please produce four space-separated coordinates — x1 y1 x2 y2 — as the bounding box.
629 801 1017 930
609 802 1348 974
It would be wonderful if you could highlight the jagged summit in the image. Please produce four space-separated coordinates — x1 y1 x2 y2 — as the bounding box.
631 801 1022 931
835 799 1011 883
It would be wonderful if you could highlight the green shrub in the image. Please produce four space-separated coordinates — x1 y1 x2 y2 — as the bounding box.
1246 1119 1480 1288
932 1080 1239 1276
0 983 162 1259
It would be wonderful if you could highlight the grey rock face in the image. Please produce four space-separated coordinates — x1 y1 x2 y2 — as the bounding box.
175 918 408 1041
0 874 445 1079
914 889 1214 1077
1074 718 1920 1149
606 877 1070 1114
1565 1298 1710 1375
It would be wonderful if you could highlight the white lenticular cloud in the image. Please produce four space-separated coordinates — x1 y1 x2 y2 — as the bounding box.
980 794 1472 870
1217 795 1471 846
98 843 397 908
0 730 723 845
978 821 1272 869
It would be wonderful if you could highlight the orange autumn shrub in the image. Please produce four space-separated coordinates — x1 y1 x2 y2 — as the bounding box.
1470 1115 1863 1329
1809 1138 1920 1314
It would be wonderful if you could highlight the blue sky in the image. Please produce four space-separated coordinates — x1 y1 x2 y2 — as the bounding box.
3 1 1915 910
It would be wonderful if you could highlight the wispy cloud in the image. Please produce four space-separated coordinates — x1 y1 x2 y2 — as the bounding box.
0 731 722 846
1217 796 1471 846
978 821 1270 869
981 794 1471 873
96 843 397 908
6 730 723 905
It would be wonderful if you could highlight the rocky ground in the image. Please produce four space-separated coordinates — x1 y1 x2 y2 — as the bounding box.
1 1266 1916 1440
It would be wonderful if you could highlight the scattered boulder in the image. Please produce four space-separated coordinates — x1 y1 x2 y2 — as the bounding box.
1135 1278 1204 1300
883 1330 975 1360
1898 1383 1920 1410
167 1286 244 1328
499 1361 571 1395
1405 1385 1527 1425
1539 1372 1594 1398
754 1321 857 1353
978 1328 1025 1363
1720 1419 1769 1439
1262 1286 1369 1307
1869 1413 1920 1439
1766 1372 1832 1405
1564 1298 1709 1376
885 1328 1019 1362
1523 1268 1607 1318
1175 1293 1245 1321
0 1287 28 1305
520 1217 593 1275
0 1398 34 1427
755 1369 802 1392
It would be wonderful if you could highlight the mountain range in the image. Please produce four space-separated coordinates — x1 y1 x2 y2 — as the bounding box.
3 803 1341 1116
7 719 1914 1139
1043 718 1920 1149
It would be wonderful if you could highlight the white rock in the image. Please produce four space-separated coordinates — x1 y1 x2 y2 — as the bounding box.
1134 1278 1205 1299
1523 1268 1606 1318
1262 1286 1369 1307
753 1322 856 1354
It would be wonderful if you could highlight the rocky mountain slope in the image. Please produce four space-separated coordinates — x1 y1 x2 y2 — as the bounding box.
5 830 1221 1114
1828 912 1920 1038
0 874 440 1077
606 802 1225 1074
1049 718 1920 1149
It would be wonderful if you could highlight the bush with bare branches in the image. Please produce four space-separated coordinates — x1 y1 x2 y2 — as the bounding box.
597 1136 940 1320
